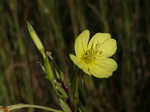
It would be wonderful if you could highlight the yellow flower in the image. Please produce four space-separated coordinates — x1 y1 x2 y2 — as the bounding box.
69 30 118 78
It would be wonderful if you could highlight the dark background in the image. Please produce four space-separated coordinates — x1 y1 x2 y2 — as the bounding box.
0 0 150 112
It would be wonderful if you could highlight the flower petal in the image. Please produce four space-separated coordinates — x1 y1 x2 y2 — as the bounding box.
75 30 90 57
69 54 91 75
99 39 117 57
89 58 118 78
88 33 111 50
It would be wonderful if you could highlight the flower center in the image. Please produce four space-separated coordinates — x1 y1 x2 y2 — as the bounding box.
81 50 95 64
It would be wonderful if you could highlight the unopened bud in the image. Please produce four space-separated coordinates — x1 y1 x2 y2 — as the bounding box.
27 22 45 53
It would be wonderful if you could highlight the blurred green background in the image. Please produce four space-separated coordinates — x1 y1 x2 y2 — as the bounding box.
0 0 150 112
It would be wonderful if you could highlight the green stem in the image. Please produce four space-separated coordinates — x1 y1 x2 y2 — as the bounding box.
7 104 63 112
43 56 55 82
74 75 80 112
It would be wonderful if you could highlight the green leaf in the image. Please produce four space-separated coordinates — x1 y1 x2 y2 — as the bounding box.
59 99 72 112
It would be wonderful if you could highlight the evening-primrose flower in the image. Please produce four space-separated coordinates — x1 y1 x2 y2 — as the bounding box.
69 30 118 78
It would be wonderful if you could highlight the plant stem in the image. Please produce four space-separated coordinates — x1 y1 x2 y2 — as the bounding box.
74 74 80 112
7 104 63 112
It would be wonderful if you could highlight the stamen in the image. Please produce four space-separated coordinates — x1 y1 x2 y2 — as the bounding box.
81 49 95 64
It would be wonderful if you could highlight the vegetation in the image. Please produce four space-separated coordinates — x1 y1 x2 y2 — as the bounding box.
0 0 149 112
